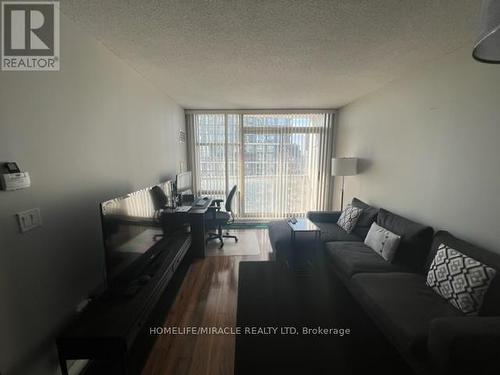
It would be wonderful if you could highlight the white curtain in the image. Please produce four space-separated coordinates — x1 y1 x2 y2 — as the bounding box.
186 111 335 221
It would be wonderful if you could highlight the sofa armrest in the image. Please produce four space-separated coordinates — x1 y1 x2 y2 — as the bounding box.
306 211 341 223
428 317 500 375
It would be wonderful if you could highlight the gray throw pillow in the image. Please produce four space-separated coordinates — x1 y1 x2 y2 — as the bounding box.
426 243 497 316
364 222 401 262
337 204 363 233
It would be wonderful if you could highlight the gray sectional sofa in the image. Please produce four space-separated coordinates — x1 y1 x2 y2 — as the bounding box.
267 198 500 375
268 198 378 263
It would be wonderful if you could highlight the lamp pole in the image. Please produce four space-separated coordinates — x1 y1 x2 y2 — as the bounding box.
340 175 345 211
332 157 358 212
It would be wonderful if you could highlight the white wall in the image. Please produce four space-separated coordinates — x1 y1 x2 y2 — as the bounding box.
335 46 500 253
0 14 186 375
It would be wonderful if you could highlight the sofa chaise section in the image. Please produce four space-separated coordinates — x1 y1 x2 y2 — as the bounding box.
347 231 500 375
349 272 463 363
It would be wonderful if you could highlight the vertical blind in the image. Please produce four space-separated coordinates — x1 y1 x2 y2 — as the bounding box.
186 111 335 220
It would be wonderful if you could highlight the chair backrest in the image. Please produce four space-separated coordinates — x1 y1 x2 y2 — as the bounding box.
150 186 168 211
225 185 237 213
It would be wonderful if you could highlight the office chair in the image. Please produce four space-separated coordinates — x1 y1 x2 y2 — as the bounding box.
206 185 239 249
150 185 168 211
149 185 171 241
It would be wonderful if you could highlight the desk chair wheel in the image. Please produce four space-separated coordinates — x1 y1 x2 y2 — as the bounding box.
225 231 239 242
206 231 238 249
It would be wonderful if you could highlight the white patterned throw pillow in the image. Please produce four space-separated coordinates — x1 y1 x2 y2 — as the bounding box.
364 222 401 262
426 244 497 316
337 204 363 233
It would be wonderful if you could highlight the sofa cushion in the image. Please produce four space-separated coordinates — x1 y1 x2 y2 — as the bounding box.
351 197 378 239
350 273 464 360
376 208 433 273
426 231 500 316
324 241 408 281
337 204 363 233
315 222 362 242
426 243 496 316
306 210 341 223
364 222 401 262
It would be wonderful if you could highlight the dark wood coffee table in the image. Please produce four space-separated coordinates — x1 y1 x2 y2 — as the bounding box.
287 217 320 242
286 218 321 271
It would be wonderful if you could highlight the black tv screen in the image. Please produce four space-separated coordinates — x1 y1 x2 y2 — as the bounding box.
100 181 174 283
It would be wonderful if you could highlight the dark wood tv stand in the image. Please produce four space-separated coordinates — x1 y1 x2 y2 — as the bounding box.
57 233 192 375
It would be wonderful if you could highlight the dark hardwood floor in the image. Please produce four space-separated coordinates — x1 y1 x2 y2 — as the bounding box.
141 229 272 375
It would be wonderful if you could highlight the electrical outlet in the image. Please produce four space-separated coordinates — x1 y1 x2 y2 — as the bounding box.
17 208 42 232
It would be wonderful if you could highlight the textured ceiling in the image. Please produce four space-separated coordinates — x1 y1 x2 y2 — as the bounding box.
60 0 480 109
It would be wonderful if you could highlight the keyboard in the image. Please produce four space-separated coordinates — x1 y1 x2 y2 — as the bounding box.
194 197 209 207
175 205 191 212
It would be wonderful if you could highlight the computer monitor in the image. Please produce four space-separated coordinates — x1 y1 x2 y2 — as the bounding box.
176 171 192 193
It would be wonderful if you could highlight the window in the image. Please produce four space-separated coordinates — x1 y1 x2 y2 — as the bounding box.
193 114 241 201
188 112 334 220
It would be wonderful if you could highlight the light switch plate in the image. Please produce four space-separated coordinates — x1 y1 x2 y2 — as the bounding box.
17 208 42 232
178 129 186 143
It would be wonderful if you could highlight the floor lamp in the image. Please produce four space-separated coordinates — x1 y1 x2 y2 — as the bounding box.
472 0 500 63
332 158 358 211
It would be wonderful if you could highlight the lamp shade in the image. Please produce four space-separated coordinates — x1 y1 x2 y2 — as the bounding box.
331 158 358 176
473 0 500 63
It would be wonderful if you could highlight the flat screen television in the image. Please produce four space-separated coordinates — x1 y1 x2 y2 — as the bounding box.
100 181 174 283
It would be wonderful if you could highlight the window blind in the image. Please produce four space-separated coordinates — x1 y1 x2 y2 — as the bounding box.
186 111 335 221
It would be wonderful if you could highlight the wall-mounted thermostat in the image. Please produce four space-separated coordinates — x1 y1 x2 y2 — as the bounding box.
1 172 31 191
1 162 31 191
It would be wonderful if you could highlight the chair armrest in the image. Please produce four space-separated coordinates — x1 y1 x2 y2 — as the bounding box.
210 199 224 210
306 211 341 223
428 317 500 375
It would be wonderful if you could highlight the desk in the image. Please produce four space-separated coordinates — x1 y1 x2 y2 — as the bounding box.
161 198 213 259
